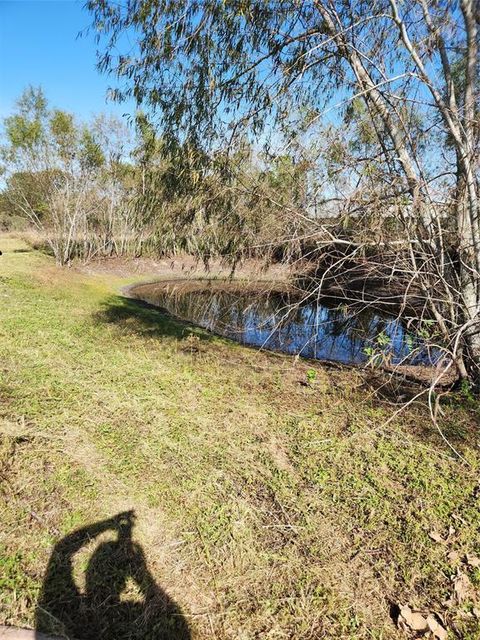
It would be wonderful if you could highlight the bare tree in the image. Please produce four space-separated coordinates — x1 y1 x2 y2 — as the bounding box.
1 88 105 264
1 88 138 264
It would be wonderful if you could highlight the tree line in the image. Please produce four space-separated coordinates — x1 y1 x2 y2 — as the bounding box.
0 87 312 267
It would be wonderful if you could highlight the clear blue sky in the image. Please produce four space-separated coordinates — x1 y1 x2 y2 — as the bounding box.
0 0 134 121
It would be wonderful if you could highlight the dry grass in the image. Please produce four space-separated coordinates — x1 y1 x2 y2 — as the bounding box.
1 234 479 639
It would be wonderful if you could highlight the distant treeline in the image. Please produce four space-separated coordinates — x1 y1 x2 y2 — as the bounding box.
0 88 320 267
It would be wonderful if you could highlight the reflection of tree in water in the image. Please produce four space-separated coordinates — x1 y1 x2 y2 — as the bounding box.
36 511 190 640
152 288 435 365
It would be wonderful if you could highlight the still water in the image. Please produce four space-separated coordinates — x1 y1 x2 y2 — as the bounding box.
133 283 438 366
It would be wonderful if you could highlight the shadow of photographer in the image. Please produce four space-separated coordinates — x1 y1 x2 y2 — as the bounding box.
35 511 190 640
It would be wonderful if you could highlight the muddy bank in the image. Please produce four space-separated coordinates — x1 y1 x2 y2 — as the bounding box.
125 277 291 300
76 253 292 281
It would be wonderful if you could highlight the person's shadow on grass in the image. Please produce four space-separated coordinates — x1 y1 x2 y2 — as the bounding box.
35 511 190 640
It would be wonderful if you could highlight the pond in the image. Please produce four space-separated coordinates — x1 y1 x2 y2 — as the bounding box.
129 280 439 367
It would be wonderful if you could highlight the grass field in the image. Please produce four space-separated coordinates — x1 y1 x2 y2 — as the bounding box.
1 234 479 639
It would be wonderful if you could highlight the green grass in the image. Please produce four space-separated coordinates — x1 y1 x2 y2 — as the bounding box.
1 234 479 639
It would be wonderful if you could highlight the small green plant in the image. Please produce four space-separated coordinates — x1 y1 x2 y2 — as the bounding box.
306 369 317 385
418 318 436 340
363 345 383 368
460 378 475 403
405 332 414 353
363 331 393 368
376 331 390 348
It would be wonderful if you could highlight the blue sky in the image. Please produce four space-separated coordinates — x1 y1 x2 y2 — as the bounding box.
0 0 134 121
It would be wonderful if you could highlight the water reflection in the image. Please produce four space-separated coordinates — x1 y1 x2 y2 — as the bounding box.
136 285 438 366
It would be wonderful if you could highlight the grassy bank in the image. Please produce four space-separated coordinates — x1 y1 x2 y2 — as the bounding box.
1 235 479 639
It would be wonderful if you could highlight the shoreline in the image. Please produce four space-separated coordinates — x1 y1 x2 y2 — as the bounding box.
125 278 458 388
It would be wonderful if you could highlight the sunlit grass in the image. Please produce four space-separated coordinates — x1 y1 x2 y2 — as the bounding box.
1 234 479 639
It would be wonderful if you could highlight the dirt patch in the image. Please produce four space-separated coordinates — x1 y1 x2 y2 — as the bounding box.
383 361 458 387
75 253 292 282
125 277 291 301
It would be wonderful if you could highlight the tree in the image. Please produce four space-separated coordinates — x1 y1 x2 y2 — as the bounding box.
2 87 103 264
1 88 137 264
90 113 136 257
86 0 480 385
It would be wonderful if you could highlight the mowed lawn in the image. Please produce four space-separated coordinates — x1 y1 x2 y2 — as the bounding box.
1 234 479 639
